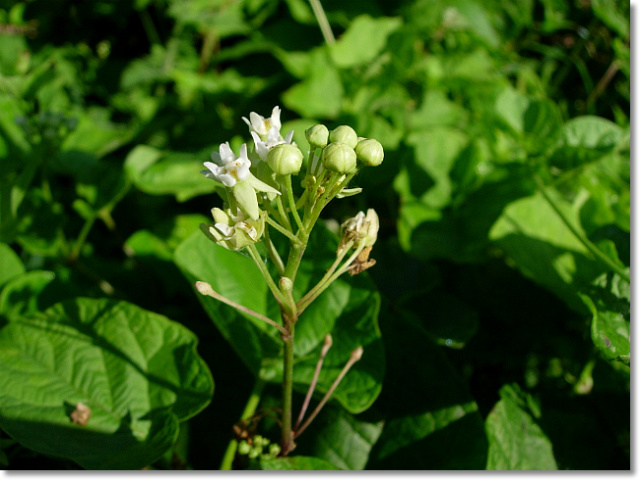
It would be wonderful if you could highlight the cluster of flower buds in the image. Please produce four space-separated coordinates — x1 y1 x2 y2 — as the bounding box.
307 124 384 173
199 106 384 252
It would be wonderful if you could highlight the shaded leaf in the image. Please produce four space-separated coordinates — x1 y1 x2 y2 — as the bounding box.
0 243 24 289
485 384 557 470
0 298 213 469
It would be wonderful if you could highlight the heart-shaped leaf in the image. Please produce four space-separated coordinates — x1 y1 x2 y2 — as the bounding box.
0 298 213 469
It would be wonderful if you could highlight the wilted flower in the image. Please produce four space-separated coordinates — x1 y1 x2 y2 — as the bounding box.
201 207 265 251
338 208 379 254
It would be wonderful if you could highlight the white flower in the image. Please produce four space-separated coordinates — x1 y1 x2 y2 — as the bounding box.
251 129 296 162
202 142 251 187
243 106 282 138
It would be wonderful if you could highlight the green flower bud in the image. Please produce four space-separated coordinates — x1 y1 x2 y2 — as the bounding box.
268 443 281 458
329 125 358 148
279 277 293 292
238 441 251 455
355 138 384 167
321 142 357 174
305 124 329 148
267 143 303 175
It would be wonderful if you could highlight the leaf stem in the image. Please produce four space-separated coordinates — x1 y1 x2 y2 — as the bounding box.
534 176 630 283
195 281 287 336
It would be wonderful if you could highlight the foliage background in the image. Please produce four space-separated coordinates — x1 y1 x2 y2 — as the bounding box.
0 0 630 470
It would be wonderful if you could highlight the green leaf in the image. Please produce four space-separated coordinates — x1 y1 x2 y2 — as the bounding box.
0 243 24 289
283 48 344 119
0 270 56 320
580 270 630 365
397 127 469 209
329 15 402 68
489 189 607 312
0 298 213 469
485 384 557 470
494 87 562 153
124 145 218 202
174 224 383 414
259 455 341 470
409 89 469 131
293 403 383 470
550 116 626 169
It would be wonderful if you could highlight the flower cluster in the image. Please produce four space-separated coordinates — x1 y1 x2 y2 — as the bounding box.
199 106 384 252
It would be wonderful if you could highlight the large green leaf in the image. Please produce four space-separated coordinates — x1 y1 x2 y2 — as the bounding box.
367 307 487 469
0 243 24 289
485 384 557 470
174 224 383 414
0 298 213 469
489 189 611 312
124 145 219 202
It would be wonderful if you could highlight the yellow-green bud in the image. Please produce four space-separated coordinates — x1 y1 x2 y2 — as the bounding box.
329 125 358 148
355 138 384 167
321 142 357 174
279 276 293 291
267 143 303 175
305 124 329 148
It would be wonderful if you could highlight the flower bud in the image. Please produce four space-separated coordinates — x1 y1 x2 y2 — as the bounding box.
305 124 329 148
267 143 303 175
321 142 357 174
329 125 358 148
355 138 384 167
279 276 293 292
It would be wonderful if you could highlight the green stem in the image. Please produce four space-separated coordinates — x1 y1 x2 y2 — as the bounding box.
281 327 295 455
297 241 353 313
535 176 630 283
69 215 96 263
266 216 299 243
308 0 335 44
298 243 364 313
220 378 266 470
247 244 288 305
264 226 286 276
283 239 307 285
276 195 293 231
284 175 305 234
